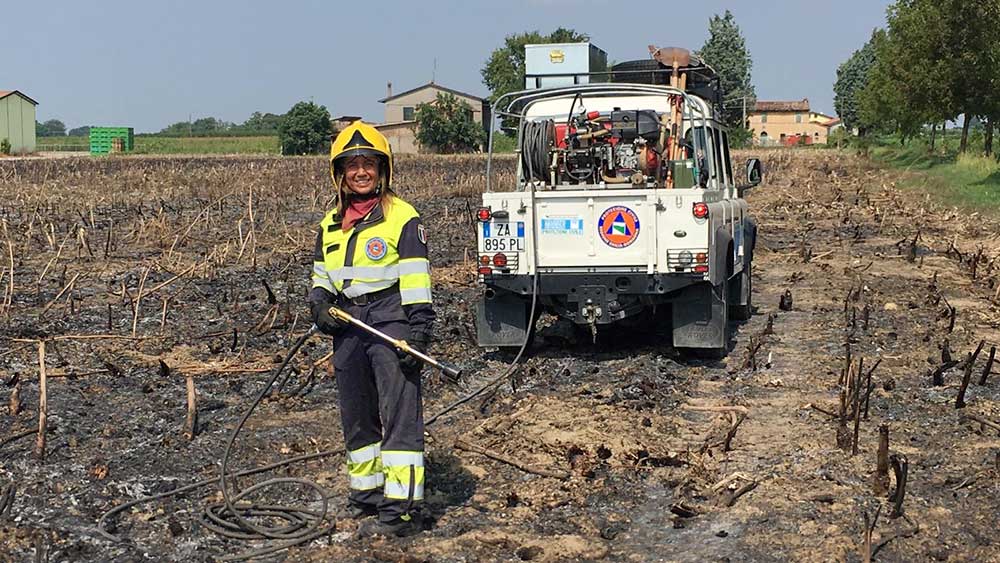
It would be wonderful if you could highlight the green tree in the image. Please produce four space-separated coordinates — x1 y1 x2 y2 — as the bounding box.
240 111 284 134
36 119 67 137
415 92 485 153
68 126 91 137
279 101 331 155
834 30 879 133
857 5 948 143
858 0 1000 152
481 28 589 116
158 117 234 136
192 117 228 134
696 10 756 130
943 0 1000 152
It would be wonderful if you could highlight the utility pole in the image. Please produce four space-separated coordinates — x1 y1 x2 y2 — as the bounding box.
742 97 747 128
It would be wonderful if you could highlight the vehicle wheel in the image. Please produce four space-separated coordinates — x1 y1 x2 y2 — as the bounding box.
730 260 753 321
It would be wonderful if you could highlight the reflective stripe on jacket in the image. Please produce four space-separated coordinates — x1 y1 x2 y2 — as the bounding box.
311 195 432 306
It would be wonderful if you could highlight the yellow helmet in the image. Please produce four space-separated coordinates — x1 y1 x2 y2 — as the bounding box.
330 121 393 189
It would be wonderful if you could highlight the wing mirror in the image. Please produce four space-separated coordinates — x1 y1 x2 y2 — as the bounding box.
736 157 763 198
746 158 763 187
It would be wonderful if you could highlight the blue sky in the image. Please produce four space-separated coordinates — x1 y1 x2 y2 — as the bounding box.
4 0 892 133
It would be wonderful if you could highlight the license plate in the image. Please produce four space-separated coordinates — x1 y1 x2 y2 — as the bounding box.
482 221 525 252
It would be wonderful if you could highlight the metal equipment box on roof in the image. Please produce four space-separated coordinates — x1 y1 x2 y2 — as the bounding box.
524 42 608 90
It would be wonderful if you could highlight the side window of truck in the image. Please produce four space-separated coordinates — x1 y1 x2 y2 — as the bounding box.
711 128 727 186
687 127 714 184
722 131 734 185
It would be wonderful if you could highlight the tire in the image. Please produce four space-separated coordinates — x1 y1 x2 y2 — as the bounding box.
730 260 753 321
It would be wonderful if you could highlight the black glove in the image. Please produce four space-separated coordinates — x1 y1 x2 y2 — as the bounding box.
398 332 430 376
311 301 347 336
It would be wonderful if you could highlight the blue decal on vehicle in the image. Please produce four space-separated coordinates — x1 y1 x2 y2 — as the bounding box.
541 218 585 235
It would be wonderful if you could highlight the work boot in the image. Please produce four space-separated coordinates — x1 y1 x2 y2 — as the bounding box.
356 514 422 538
336 502 378 520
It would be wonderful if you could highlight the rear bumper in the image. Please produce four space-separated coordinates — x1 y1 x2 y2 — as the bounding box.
483 273 704 326
485 272 704 297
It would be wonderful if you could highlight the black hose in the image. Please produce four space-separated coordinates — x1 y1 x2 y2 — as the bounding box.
425 270 538 425
520 120 552 183
96 308 542 559
432 106 545 424
204 324 334 561
96 326 335 561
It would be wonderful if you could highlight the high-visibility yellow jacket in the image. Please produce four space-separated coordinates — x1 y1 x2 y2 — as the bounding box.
310 195 434 335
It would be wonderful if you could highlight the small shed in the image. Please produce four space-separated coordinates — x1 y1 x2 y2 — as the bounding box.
0 90 39 154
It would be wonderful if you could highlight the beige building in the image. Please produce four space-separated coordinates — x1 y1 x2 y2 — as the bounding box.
0 90 38 154
332 115 362 135
376 82 486 154
748 99 840 146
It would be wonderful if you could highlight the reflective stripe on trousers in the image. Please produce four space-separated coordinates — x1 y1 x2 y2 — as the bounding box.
382 450 425 501
347 442 383 491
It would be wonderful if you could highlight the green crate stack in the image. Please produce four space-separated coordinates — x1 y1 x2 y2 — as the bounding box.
90 127 134 154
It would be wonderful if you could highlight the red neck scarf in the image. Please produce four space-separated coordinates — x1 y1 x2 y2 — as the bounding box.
341 194 380 231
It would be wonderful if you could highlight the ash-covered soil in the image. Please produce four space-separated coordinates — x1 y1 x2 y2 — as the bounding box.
1 151 999 562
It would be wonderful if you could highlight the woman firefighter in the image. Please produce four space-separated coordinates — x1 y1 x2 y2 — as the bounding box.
308 121 434 536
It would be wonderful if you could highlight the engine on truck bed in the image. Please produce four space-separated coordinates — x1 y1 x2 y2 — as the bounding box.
520 105 704 189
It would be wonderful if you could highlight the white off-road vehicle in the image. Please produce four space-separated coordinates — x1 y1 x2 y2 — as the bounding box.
475 44 762 354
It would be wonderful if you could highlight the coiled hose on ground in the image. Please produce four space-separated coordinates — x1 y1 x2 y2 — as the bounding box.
97 280 540 560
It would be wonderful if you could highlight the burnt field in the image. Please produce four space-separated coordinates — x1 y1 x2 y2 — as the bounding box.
1 150 999 562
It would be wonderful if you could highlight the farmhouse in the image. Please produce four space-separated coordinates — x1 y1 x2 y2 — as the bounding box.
0 90 38 154
376 82 487 154
332 115 363 134
748 98 840 146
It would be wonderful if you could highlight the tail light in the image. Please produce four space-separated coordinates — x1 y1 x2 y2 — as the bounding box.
692 203 709 219
479 255 490 266
478 266 492 275
695 253 708 263
492 253 508 267
477 207 492 222
694 265 709 273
